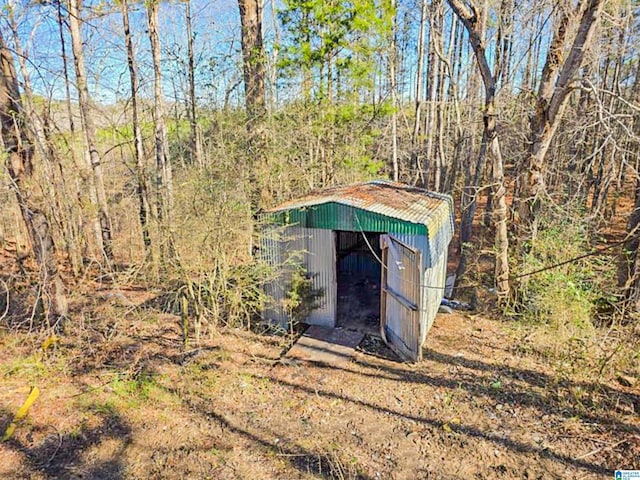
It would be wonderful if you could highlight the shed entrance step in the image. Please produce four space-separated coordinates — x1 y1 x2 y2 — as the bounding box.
285 326 365 368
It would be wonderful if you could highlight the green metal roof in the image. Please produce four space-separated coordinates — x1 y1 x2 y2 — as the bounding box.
265 181 455 262
271 202 427 235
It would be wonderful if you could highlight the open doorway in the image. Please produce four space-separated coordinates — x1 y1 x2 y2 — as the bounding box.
335 230 382 335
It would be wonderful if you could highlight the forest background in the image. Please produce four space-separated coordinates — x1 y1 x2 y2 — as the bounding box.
0 0 639 359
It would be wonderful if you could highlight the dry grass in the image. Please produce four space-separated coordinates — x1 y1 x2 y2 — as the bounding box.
1 286 638 479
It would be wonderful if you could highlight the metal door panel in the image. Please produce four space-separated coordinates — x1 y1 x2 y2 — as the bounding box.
380 234 422 362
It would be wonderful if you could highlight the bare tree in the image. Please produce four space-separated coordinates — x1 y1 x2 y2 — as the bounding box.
7 1 83 275
121 0 152 257
147 0 176 260
185 0 202 167
67 0 114 263
447 0 510 301
389 0 399 181
621 60 640 309
412 0 428 148
519 0 605 225
0 30 68 321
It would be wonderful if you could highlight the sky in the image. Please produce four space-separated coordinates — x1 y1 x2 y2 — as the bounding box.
0 0 563 111
2 0 251 106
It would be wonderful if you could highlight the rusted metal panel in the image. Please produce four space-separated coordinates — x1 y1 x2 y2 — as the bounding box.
267 180 450 227
265 180 454 267
380 235 423 362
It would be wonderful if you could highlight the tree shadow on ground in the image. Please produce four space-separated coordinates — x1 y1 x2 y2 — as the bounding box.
422 348 640 418
2 407 131 479
261 368 617 476
232 338 639 476
330 348 640 434
159 384 373 480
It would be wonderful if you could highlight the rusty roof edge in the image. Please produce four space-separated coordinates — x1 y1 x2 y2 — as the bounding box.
265 180 453 214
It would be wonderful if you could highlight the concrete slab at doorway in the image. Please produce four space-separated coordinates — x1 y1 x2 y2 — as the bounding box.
286 326 365 367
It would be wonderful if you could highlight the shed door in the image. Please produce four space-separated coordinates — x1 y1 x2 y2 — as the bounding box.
380 234 423 362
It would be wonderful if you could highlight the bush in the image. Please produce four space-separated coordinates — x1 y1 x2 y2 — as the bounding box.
510 210 616 337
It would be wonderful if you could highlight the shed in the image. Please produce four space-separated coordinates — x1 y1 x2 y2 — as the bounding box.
260 180 454 362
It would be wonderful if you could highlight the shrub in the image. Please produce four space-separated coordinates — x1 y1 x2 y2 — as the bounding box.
510 210 615 337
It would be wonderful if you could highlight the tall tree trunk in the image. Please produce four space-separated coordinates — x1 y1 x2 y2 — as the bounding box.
268 0 280 109
185 0 202 168
57 0 79 170
519 0 605 226
423 0 441 188
448 0 510 301
9 5 83 277
238 0 266 120
0 30 68 321
411 0 428 185
389 0 399 181
412 0 428 146
56 0 86 271
67 0 114 264
147 0 176 262
238 0 267 209
620 59 640 308
121 0 152 258
433 1 446 191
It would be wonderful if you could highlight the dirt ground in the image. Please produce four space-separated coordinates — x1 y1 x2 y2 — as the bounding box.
1 282 639 480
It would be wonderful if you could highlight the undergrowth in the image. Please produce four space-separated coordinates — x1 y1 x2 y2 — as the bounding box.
507 207 639 381
510 209 615 336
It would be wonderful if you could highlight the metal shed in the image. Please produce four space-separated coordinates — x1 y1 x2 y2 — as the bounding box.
260 180 454 362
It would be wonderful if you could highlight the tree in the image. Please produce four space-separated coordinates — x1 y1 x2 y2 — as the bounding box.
519 0 605 225
621 59 640 310
185 0 202 167
0 29 68 321
121 0 152 257
67 0 114 264
389 0 398 181
447 0 510 301
238 0 266 119
147 0 176 261
412 0 428 147
278 0 391 102
6 0 84 276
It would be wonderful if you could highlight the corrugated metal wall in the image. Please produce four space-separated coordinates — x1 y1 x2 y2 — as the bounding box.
383 237 422 360
382 233 447 345
306 229 337 327
336 231 381 278
422 250 447 343
259 225 290 326
260 226 336 328
261 223 448 347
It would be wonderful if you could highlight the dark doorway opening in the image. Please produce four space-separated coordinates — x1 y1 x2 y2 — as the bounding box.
335 231 382 335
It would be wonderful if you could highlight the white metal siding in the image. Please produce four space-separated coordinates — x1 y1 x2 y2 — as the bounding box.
305 229 337 327
422 250 447 343
260 226 336 328
389 234 448 346
260 225 288 326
